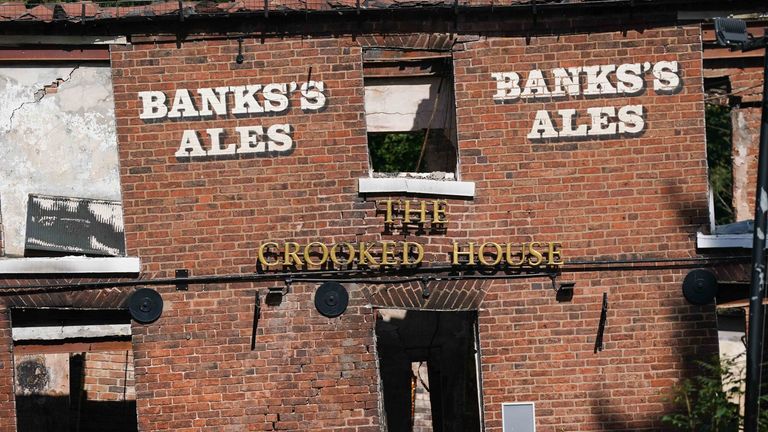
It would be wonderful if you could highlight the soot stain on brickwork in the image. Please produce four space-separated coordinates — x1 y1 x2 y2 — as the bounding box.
15 358 49 393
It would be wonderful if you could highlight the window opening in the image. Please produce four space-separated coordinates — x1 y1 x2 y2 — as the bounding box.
11 308 137 432
375 309 481 432
704 77 735 226
363 51 458 178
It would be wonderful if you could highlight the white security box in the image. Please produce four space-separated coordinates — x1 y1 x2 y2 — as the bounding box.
502 402 536 432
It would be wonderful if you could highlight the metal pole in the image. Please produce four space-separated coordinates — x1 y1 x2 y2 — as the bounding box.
744 31 768 432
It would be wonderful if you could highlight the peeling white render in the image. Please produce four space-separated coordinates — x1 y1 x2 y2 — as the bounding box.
0 65 121 256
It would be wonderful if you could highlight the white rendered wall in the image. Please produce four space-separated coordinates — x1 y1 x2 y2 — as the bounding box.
0 64 121 256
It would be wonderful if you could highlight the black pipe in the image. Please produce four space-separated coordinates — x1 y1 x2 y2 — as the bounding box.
744 28 768 432
0 255 750 294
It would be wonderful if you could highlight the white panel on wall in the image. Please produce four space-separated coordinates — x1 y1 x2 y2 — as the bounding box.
502 402 536 432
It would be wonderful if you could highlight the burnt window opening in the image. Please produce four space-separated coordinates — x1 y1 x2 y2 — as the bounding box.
363 50 458 177
375 309 482 432
11 308 137 432
704 77 735 227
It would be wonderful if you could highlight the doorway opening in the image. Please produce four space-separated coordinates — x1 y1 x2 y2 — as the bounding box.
375 309 482 432
11 308 137 432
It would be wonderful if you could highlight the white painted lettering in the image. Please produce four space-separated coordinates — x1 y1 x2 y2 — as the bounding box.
587 106 617 136
521 69 551 99
617 105 644 134
167 89 200 118
230 85 264 115
197 87 230 117
491 72 521 101
616 63 644 95
206 128 236 156
267 124 293 152
175 130 206 157
300 81 327 111
558 109 588 137
582 65 617 96
527 110 558 139
236 126 267 153
263 83 290 113
138 91 168 119
653 61 680 93
551 67 581 98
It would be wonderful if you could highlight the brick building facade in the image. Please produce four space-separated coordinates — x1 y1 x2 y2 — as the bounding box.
0 1 765 431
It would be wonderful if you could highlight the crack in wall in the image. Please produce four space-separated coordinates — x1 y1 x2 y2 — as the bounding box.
6 65 80 131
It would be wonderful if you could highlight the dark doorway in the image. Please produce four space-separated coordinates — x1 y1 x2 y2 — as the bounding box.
12 308 138 432
375 310 482 432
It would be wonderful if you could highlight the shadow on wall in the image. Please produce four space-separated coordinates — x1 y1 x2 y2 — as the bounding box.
15 396 137 432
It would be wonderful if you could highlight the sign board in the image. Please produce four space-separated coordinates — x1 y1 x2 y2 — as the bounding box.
502 402 536 432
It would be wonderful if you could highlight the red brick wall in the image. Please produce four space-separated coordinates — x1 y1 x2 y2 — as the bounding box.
110 25 716 432
84 350 136 401
111 38 381 431
0 307 15 432
453 26 714 431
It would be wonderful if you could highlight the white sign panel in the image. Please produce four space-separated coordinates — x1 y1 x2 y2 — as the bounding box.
502 402 536 432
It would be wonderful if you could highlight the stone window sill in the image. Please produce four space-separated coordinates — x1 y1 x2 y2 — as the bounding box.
358 177 475 198
0 256 140 274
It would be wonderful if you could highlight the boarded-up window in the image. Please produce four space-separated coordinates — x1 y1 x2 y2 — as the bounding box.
24 194 125 257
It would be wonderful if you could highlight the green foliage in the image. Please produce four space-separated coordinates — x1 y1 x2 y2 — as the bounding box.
662 355 768 431
367 132 425 173
706 104 734 225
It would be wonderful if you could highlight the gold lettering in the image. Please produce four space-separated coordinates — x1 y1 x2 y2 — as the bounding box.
303 241 329 266
547 242 564 265
505 242 528 266
404 200 428 223
330 242 356 266
433 200 448 224
528 242 543 266
452 242 476 265
258 242 280 267
384 199 398 224
358 242 379 266
284 242 303 266
478 242 502 266
380 241 398 265
402 242 424 265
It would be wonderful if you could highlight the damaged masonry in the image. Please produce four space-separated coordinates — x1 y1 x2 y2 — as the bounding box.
0 1 767 432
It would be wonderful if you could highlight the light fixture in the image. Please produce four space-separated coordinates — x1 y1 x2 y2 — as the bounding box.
714 17 765 51
265 285 287 306
556 281 575 302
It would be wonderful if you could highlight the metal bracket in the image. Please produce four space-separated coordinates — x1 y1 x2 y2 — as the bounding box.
236 37 244 64
594 293 608 353
420 276 431 298
175 269 189 291
250 291 261 350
